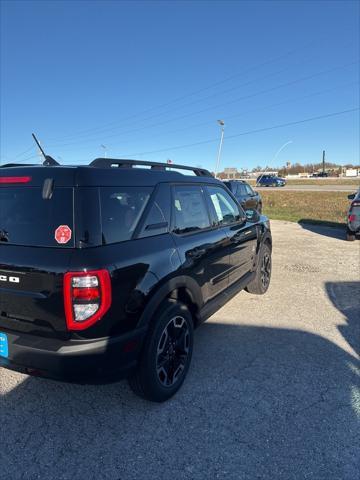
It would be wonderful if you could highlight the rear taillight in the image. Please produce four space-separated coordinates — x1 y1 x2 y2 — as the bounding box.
0 176 31 184
64 270 112 330
348 214 356 222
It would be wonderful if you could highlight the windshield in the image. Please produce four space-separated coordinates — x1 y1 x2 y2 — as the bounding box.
0 186 74 247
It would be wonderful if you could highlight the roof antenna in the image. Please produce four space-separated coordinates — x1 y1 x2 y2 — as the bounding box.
31 133 60 166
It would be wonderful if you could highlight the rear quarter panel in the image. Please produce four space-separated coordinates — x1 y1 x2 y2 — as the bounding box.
68 234 180 338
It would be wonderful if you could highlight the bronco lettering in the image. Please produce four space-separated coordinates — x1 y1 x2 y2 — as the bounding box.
0 275 20 284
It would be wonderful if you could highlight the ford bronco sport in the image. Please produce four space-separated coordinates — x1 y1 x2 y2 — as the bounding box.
0 159 272 401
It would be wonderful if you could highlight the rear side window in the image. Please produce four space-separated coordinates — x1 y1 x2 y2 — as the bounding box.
172 185 210 234
0 187 74 247
100 187 152 244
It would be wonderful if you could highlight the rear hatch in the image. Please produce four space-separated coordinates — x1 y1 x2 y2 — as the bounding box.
0 167 75 339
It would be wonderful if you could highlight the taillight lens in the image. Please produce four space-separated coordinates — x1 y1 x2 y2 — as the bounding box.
348 214 356 222
64 270 112 330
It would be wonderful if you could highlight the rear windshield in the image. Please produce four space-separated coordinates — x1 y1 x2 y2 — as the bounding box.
0 187 74 247
351 204 360 215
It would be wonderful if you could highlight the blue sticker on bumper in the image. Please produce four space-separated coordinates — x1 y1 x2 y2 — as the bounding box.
0 332 9 358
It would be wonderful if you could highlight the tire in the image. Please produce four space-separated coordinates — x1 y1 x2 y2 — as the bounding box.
128 300 194 402
346 229 356 241
245 243 272 295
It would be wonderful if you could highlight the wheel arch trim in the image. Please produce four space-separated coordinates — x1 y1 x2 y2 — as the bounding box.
137 275 203 329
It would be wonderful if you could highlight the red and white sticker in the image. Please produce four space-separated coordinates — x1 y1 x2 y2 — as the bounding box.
55 225 72 244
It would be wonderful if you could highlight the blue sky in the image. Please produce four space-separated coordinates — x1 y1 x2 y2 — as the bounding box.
0 0 359 170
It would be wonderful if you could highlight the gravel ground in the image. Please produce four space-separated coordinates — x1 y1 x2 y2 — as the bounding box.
1 220 359 480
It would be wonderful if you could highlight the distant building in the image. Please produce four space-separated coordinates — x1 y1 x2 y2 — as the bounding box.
223 167 238 179
344 168 360 177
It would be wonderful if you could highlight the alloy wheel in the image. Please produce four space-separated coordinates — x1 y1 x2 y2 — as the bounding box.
260 252 271 288
156 315 190 387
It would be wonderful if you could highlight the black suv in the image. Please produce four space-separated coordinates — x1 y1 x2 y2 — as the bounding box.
0 159 272 402
223 180 262 213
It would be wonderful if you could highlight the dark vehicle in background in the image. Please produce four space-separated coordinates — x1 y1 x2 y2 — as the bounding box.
223 180 262 213
0 159 272 402
256 174 286 187
346 190 360 241
311 172 329 178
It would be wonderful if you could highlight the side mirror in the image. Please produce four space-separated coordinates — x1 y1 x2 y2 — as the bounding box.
348 193 356 200
245 209 259 222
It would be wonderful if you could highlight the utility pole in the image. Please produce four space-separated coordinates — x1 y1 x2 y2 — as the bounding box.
322 150 326 175
214 120 225 178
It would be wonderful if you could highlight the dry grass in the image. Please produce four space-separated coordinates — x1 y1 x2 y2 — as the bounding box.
261 190 350 226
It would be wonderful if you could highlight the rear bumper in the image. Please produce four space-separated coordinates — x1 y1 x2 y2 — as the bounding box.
0 327 147 382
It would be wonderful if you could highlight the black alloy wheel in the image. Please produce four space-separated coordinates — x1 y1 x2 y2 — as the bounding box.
156 315 190 387
245 243 272 295
128 300 194 402
260 250 271 290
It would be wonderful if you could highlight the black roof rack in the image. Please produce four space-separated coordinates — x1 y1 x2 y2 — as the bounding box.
89 158 213 177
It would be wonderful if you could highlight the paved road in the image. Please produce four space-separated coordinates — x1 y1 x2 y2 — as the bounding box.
1 221 359 480
256 184 357 192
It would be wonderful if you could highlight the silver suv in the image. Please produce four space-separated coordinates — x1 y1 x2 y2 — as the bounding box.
346 189 360 241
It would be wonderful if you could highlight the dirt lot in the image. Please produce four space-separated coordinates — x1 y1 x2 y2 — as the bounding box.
1 221 359 480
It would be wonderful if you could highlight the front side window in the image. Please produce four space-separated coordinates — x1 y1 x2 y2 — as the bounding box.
100 187 152 244
207 186 242 225
172 185 210 234
236 183 247 196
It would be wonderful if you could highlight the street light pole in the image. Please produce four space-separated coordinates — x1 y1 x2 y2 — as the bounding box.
214 119 225 178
